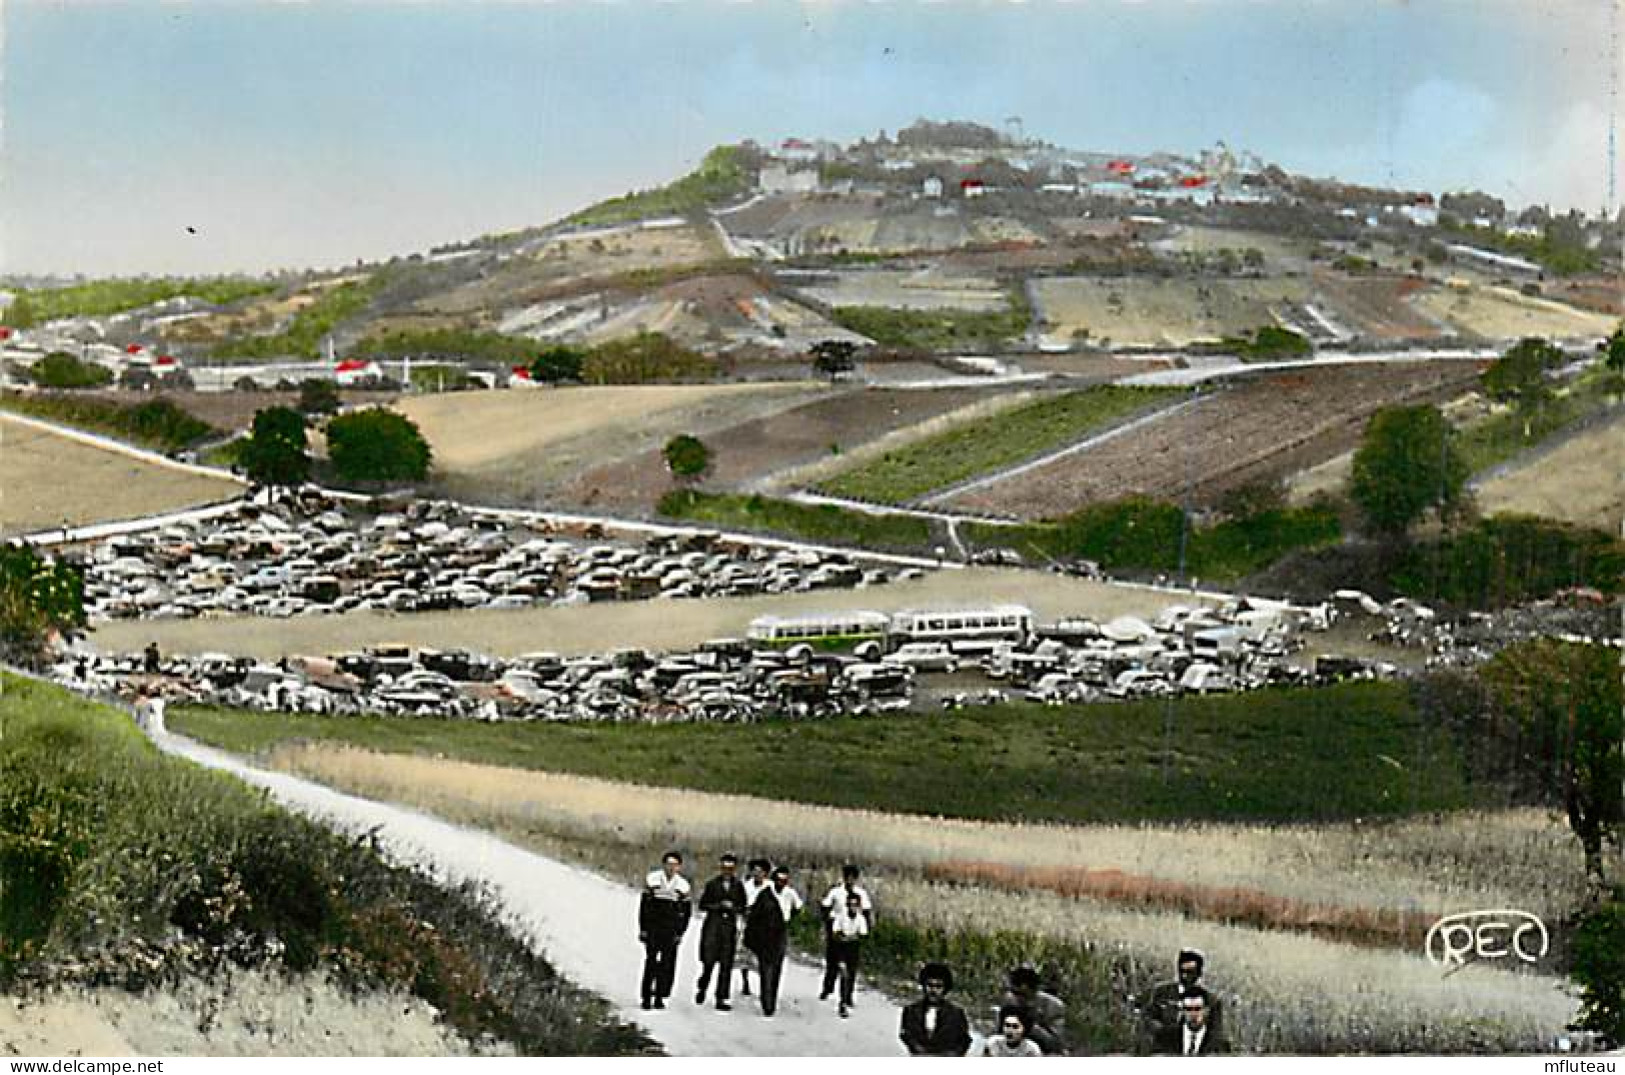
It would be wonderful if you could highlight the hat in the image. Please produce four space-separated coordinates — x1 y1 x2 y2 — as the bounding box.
918 962 954 989
719 852 738 865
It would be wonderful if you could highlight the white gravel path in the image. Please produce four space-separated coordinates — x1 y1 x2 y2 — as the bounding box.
153 728 912 1057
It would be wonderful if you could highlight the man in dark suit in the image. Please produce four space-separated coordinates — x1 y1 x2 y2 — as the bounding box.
1153 992 1230 1055
742 865 801 1017
899 962 972 1056
1141 948 1224 1048
694 853 749 1010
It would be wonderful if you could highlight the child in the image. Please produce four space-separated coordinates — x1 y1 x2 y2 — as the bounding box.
827 891 869 1017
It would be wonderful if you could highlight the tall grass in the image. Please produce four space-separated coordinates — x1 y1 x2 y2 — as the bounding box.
0 675 651 1055
263 742 1580 1054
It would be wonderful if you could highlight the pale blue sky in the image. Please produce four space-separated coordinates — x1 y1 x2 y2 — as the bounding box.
3 1 1617 277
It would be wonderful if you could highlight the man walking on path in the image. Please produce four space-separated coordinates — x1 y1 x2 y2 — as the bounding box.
638 851 692 1010
738 858 771 998
820 864 874 1003
743 865 802 1017
899 962 972 1056
695 853 749 1011
826 892 869 1018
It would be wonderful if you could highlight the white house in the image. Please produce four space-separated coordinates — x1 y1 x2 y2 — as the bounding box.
334 358 383 386
758 164 819 195
922 175 944 199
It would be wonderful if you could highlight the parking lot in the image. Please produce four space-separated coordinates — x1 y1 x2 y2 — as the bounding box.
79 492 905 623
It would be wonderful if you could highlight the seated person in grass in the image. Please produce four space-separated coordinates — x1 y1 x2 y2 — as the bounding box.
1000 965 1067 1055
976 1005 1043 1057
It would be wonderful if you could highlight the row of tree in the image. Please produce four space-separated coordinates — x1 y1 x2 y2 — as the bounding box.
238 405 431 488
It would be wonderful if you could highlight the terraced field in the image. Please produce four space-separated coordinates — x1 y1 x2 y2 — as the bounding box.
1032 276 1312 349
945 362 1483 519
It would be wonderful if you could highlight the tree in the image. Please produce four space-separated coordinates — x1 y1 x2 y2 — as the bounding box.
0 543 84 666
296 378 340 415
663 434 711 482
3 292 38 329
1600 324 1625 400
530 345 586 385
809 339 858 384
1349 404 1467 537
1482 337 1562 434
1570 890 1625 1046
237 406 310 488
325 408 432 484
1483 640 1623 894
28 352 112 390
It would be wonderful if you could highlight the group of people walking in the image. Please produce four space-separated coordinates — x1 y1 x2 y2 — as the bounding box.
637 852 872 1019
637 853 1226 1056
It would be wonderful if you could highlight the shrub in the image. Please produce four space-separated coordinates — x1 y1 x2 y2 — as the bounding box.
325 408 432 484
662 434 711 481
1570 890 1625 1046
28 352 112 389
0 392 213 452
0 545 84 666
581 332 716 384
1391 515 1623 606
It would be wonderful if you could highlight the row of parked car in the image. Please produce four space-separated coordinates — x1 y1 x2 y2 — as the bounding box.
77 494 909 622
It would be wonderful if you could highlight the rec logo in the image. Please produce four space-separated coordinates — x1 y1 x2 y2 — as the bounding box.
1425 908 1549 969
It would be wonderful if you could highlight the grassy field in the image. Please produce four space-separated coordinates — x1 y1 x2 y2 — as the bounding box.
0 674 649 1055
0 414 241 534
565 145 750 227
796 269 1010 312
829 290 1030 351
1031 276 1311 349
658 488 933 548
212 276 381 360
93 565 1198 660
815 387 1181 504
1475 412 1625 530
1413 283 1615 341
396 382 819 500
172 681 1478 825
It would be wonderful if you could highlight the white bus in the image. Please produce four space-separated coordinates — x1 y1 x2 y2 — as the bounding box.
747 610 890 648
887 605 1034 653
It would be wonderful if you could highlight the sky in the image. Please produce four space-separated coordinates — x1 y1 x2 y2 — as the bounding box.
2 0 1619 278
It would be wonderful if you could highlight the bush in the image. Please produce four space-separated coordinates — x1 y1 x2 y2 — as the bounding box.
325 408 432 484
1391 515 1623 606
662 434 711 481
28 352 112 389
1350 405 1466 537
0 545 84 666
238 406 310 487
531 345 586 384
0 392 214 452
1570 890 1625 1046
296 378 340 414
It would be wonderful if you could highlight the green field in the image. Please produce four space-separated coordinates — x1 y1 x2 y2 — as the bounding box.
0 674 647 1053
1458 366 1622 475
818 386 1181 504
657 488 935 549
212 277 382 360
566 145 751 227
173 681 1477 825
830 294 1030 351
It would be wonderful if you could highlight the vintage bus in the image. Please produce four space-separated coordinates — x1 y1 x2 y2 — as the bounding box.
747 610 890 649
886 605 1034 653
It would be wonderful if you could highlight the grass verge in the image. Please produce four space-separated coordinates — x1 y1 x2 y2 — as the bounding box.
817 387 1180 504
657 489 935 550
830 289 1031 351
0 392 216 453
0 674 650 1055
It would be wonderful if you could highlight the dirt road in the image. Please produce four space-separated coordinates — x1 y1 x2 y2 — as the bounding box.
155 729 913 1057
